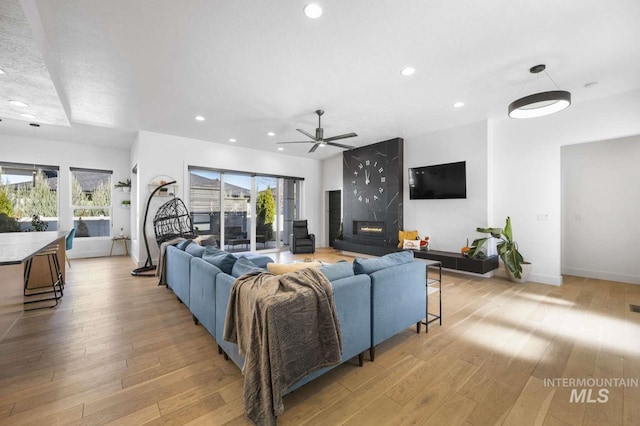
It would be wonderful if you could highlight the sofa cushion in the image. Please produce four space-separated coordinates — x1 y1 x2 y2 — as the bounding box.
232 256 263 277
185 243 206 257
176 239 193 250
353 251 414 275
397 230 419 248
267 261 322 275
320 260 354 281
203 251 237 275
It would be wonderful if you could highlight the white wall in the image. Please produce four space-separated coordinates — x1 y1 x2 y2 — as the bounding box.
404 121 490 252
131 131 323 265
561 135 640 284
0 133 131 258
490 89 640 285
319 121 490 254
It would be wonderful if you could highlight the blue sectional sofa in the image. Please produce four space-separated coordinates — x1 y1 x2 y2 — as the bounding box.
164 244 426 399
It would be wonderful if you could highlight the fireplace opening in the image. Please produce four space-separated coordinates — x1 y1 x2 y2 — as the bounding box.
354 221 385 236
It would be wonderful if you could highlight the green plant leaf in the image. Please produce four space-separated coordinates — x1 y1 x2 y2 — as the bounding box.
468 237 488 258
503 216 513 243
503 248 523 279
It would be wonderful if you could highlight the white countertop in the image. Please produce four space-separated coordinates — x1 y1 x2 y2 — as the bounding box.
0 231 67 265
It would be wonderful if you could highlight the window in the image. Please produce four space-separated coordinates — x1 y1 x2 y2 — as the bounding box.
70 168 112 237
0 162 59 232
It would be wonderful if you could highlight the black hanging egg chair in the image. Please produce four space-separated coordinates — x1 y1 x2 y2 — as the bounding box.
153 197 195 246
132 181 196 276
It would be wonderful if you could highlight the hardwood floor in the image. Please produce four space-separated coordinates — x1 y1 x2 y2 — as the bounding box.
0 248 638 425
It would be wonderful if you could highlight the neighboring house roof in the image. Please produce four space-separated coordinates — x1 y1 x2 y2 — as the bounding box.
3 170 109 193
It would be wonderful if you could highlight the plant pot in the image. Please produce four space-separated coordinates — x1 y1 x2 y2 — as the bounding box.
506 261 532 283
122 187 131 193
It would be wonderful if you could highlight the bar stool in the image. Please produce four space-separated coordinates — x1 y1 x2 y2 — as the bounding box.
23 243 63 309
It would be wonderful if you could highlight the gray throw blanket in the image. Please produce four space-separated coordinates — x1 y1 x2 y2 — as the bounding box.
223 267 342 425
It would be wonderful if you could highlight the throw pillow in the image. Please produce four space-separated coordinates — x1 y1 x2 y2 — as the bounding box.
320 260 354 281
175 239 193 250
194 235 218 247
202 251 238 275
397 230 419 248
267 261 322 275
185 243 205 257
232 256 262 277
203 246 225 256
353 251 414 275
402 239 421 250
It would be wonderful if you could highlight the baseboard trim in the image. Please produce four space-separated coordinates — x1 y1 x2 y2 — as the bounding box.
562 267 640 285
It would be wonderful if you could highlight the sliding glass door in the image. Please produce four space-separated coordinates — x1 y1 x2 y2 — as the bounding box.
223 174 251 252
256 176 277 250
188 167 301 252
189 169 221 243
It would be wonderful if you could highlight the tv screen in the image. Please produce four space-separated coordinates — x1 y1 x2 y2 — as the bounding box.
408 161 466 199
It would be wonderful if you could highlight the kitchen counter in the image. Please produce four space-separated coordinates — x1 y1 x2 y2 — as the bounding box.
0 231 67 265
0 231 67 340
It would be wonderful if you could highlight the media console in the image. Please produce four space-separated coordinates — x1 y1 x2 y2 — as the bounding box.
334 240 499 275
412 250 499 274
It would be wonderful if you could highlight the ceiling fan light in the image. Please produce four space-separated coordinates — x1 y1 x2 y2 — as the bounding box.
508 90 571 118
401 67 415 76
304 3 323 19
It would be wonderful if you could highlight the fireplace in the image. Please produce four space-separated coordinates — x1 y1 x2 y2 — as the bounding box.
354 221 385 237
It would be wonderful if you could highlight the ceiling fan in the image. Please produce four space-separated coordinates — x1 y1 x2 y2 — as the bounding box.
277 110 358 153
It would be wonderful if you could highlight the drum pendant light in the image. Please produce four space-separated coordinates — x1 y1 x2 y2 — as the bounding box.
508 64 571 119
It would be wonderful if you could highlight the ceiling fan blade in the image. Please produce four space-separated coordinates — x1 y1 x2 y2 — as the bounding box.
276 141 314 144
326 141 356 150
308 143 320 153
296 128 318 141
323 132 358 142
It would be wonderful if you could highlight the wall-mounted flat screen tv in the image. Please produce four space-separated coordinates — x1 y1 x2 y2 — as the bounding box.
408 161 466 199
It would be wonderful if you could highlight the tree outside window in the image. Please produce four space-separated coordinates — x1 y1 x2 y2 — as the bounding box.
0 165 59 232
70 169 112 237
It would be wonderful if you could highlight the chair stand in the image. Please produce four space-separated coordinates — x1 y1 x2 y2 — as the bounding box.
24 245 64 310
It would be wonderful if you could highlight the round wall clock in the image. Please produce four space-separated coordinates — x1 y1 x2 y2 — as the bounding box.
349 158 386 209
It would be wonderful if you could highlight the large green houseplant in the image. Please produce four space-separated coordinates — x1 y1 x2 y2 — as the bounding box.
469 216 528 280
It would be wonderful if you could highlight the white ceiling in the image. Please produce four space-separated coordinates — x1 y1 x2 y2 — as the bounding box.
1 0 639 158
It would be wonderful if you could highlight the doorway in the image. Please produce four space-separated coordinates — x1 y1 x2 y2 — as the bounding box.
328 190 341 247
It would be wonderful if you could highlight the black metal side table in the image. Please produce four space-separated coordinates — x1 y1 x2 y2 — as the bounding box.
422 259 442 332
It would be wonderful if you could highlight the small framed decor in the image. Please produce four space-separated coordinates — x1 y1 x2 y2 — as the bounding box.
402 239 421 250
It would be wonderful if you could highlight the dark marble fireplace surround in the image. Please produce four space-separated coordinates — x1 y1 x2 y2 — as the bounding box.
333 138 404 256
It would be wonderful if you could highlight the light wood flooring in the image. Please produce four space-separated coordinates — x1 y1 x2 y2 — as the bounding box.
1 248 639 425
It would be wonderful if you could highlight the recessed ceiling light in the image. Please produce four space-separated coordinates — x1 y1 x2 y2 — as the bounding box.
277 147 284 151
20 113 36 119
267 132 276 136
195 115 205 121
229 138 236 142
9 100 29 107
304 3 323 19
453 101 465 108
401 67 415 76
0 68 5 74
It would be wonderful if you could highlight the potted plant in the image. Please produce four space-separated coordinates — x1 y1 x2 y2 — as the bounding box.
121 200 131 208
469 216 531 283
114 178 132 193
